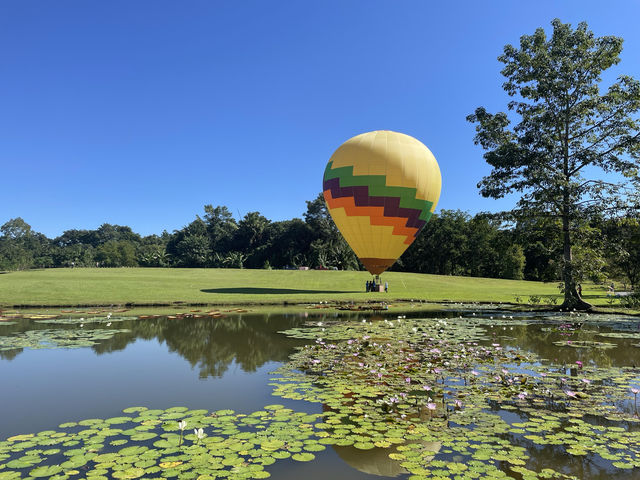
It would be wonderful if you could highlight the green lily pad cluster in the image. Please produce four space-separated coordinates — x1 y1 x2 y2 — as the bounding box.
551 339 618 349
272 316 640 478
32 317 135 326
0 405 325 479
3 313 640 479
0 328 131 351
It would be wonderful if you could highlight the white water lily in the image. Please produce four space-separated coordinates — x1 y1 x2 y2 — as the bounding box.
178 420 187 431
194 428 205 441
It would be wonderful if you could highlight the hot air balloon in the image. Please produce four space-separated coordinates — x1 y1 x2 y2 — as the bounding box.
323 130 441 277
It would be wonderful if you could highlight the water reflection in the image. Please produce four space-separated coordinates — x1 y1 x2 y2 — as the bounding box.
3 310 640 371
2 309 640 479
0 313 312 377
483 321 640 368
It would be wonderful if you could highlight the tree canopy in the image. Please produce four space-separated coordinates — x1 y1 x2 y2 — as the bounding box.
468 19 640 309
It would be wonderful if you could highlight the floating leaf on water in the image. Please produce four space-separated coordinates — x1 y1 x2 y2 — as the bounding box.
291 452 315 462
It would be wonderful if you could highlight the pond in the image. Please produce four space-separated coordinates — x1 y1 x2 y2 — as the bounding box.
1 308 640 479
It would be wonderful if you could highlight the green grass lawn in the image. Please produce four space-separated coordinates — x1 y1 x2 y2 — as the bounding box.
0 267 618 308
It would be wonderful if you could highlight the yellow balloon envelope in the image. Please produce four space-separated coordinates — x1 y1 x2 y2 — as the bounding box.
323 130 441 275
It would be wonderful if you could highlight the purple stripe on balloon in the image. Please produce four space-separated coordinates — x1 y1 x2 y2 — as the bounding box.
323 177 426 236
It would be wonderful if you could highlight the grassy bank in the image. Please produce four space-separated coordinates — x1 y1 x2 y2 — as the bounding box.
0 267 618 308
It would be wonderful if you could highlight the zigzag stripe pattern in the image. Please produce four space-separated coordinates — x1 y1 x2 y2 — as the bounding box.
324 189 419 244
323 162 434 244
323 162 434 221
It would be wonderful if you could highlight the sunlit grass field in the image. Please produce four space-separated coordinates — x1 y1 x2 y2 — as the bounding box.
0 267 618 308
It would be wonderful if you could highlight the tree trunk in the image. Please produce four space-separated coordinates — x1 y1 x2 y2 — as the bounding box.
560 205 592 311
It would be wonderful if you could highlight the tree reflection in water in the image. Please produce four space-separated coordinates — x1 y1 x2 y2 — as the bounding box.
0 313 314 377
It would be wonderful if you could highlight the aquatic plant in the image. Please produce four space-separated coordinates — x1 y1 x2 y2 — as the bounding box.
273 316 640 477
3 313 640 478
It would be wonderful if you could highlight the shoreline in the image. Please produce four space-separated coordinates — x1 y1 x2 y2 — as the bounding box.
2 300 638 318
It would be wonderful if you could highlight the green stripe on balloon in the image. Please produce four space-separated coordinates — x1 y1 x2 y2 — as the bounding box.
324 162 434 220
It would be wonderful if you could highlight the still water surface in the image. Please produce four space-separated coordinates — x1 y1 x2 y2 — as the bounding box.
2 309 640 478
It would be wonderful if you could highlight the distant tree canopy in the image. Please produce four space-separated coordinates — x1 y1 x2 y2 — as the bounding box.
2 195 640 288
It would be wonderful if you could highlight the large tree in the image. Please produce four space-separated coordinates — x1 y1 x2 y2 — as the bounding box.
468 19 640 310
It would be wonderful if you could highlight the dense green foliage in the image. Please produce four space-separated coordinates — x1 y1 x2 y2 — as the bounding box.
468 19 640 308
2 193 640 288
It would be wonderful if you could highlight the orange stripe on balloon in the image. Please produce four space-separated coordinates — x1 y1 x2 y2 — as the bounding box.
324 189 418 245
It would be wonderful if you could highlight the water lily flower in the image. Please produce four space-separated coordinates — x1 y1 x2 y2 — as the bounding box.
178 420 187 446
454 399 462 409
575 361 583 368
564 390 577 398
405 377 411 383
471 370 480 376
581 378 591 384
194 428 205 443
632 388 640 395
427 403 437 410
518 392 527 400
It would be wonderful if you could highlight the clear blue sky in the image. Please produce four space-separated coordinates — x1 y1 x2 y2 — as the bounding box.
2 1 639 238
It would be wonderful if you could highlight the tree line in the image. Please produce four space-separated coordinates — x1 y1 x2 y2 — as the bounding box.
1 195 639 289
